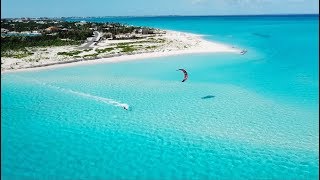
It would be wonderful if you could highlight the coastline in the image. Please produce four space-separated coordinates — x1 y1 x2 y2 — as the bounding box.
1 30 241 74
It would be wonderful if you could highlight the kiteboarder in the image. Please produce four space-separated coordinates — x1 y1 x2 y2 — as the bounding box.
240 49 247 55
122 104 129 110
177 69 188 82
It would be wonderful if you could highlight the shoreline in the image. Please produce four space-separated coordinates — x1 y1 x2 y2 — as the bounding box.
1 30 241 74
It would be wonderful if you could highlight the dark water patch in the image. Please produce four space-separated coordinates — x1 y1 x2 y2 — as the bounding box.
201 95 215 99
252 33 270 38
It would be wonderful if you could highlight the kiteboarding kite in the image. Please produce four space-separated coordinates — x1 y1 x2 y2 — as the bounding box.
177 69 188 82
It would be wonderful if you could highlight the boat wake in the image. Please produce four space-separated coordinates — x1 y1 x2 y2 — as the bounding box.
45 83 129 109
15 76 129 109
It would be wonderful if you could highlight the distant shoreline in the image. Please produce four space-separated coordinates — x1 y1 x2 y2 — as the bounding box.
3 14 318 19
2 30 240 74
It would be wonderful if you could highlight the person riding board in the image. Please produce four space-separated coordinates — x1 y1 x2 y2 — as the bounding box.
123 104 129 110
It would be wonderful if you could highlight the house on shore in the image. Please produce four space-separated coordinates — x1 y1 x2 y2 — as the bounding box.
134 28 155 35
103 32 113 39
45 26 60 33
75 21 87 26
1 28 9 34
36 21 46 24
61 28 69 32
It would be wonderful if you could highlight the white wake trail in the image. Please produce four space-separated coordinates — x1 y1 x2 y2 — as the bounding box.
16 76 129 109
67 88 129 108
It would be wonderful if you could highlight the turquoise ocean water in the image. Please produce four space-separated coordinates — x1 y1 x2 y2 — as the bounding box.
2 15 319 179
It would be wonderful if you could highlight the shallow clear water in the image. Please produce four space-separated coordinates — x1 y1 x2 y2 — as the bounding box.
2 15 319 179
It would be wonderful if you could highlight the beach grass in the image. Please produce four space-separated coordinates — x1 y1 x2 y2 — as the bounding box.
117 45 137 53
57 50 82 56
95 47 115 53
83 53 99 58
1 49 34 58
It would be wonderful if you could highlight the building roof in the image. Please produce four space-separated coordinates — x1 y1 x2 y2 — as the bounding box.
45 26 60 32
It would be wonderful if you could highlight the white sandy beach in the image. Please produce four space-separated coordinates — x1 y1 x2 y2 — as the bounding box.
1 30 241 73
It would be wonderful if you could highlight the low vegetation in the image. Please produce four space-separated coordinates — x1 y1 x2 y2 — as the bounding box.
57 50 82 56
145 45 157 49
83 53 99 58
1 36 81 54
1 19 159 58
95 47 114 53
117 45 137 53
1 48 34 58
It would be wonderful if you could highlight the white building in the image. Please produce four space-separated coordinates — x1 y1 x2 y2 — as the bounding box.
75 21 87 26
1 28 9 33
36 21 46 24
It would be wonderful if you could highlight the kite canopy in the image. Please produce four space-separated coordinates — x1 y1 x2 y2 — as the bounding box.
177 69 188 82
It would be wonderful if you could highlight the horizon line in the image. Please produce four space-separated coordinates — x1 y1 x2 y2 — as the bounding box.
1 13 319 19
